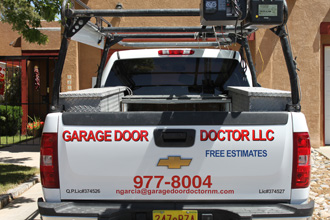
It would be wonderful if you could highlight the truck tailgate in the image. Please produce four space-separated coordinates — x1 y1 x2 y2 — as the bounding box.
58 112 293 201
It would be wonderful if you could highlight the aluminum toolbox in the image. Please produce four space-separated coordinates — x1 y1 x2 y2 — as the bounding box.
59 87 126 112
228 86 291 111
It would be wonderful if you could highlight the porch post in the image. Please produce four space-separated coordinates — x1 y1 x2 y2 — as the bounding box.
21 59 28 135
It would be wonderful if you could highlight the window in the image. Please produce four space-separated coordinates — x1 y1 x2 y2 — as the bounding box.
105 57 249 95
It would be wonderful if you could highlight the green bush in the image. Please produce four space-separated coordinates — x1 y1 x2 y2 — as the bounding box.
4 70 21 105
0 106 22 136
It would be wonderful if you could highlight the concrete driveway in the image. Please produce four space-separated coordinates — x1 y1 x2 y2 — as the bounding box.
0 138 40 168
0 139 42 219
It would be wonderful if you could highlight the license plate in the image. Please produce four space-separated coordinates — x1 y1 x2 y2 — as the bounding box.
153 210 198 220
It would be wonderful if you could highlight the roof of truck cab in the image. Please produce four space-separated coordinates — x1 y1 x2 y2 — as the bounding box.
116 48 240 60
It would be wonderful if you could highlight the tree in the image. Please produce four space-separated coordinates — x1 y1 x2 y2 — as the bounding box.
0 0 62 45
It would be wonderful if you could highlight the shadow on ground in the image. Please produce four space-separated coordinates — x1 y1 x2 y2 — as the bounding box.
0 138 40 153
4 197 36 209
0 157 34 165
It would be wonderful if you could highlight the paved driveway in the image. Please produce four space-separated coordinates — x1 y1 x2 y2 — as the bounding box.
0 139 40 168
0 139 41 219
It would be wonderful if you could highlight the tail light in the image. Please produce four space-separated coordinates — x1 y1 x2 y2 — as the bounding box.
40 133 59 188
292 132 311 188
158 50 195 55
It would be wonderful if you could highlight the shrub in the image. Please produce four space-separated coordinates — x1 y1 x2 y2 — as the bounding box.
0 105 22 136
4 69 21 105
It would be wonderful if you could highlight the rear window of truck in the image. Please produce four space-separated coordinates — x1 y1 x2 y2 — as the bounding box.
104 57 249 95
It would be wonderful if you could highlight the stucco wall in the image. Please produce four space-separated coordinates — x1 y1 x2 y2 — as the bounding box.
78 43 100 89
62 0 330 147
62 40 79 92
88 0 201 27
255 0 330 147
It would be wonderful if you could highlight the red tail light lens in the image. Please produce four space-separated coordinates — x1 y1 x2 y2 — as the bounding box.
40 133 59 188
158 50 195 55
292 132 311 188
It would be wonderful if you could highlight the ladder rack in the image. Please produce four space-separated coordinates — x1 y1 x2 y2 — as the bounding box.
51 0 301 113
62 0 257 43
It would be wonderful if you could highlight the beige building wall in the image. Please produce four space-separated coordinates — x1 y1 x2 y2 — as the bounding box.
62 0 330 147
62 41 80 92
88 0 200 27
78 43 101 89
254 0 330 147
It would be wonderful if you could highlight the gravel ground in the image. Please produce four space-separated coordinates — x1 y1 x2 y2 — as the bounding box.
310 149 330 219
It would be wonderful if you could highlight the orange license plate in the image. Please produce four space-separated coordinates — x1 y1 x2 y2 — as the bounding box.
153 210 198 220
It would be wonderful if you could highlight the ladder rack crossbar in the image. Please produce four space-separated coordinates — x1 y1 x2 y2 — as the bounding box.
111 33 234 39
101 26 256 34
66 8 200 18
118 42 231 47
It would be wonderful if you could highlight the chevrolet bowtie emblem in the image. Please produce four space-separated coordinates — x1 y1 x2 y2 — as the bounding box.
157 156 192 169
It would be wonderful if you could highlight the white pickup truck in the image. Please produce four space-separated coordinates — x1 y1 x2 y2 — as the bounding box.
37 0 314 219
38 48 314 220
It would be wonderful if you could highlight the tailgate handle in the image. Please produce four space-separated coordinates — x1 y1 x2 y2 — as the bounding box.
163 132 187 141
154 129 195 147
